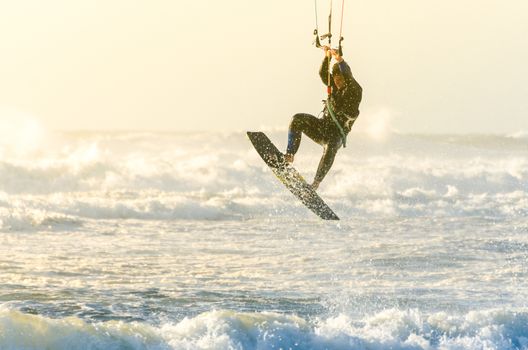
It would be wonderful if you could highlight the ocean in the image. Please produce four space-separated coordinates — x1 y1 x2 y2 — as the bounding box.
0 129 527 349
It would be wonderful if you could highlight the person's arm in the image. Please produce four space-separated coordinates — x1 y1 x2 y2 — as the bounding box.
319 46 332 85
337 60 353 80
331 49 353 80
319 57 331 84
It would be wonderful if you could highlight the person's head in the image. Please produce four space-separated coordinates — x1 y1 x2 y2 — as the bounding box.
332 63 346 90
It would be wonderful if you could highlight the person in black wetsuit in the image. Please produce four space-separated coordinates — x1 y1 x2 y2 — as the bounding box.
284 46 362 190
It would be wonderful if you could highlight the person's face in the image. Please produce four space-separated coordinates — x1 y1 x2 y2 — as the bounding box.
333 74 345 90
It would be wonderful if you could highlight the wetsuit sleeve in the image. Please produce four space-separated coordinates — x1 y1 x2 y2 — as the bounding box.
319 57 331 85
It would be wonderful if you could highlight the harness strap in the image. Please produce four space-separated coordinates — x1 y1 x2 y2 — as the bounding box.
325 100 347 148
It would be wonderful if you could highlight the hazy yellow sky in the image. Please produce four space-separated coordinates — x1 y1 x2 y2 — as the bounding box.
1 0 527 133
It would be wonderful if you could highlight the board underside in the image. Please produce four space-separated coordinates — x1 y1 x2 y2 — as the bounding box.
247 131 339 220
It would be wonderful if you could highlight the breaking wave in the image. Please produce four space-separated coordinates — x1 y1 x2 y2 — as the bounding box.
0 131 527 229
1 306 527 350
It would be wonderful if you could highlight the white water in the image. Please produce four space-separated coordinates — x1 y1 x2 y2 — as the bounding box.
1 130 527 349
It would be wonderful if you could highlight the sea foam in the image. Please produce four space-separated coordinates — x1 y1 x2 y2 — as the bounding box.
0 131 526 228
1 306 528 350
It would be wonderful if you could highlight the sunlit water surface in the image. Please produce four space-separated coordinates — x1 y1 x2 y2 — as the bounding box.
1 130 527 349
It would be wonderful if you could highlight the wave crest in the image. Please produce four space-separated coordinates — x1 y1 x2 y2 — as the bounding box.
1 307 528 349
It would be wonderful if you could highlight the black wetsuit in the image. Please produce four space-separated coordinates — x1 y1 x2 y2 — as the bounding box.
286 57 362 183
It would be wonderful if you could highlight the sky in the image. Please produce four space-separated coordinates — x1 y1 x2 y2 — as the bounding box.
0 0 527 134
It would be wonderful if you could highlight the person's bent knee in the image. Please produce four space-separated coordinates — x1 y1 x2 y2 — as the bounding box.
290 113 306 129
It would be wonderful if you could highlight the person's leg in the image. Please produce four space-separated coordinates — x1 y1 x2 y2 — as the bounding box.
313 140 342 187
286 113 326 161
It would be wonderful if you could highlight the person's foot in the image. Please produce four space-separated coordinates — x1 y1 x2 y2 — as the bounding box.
284 153 294 164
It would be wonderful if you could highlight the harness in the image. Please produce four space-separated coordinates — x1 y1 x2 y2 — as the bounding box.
324 99 357 148
325 100 347 147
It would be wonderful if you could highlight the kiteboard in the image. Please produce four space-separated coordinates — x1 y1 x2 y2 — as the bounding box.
247 131 339 220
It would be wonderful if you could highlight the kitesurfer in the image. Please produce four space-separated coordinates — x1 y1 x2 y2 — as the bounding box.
284 45 362 190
